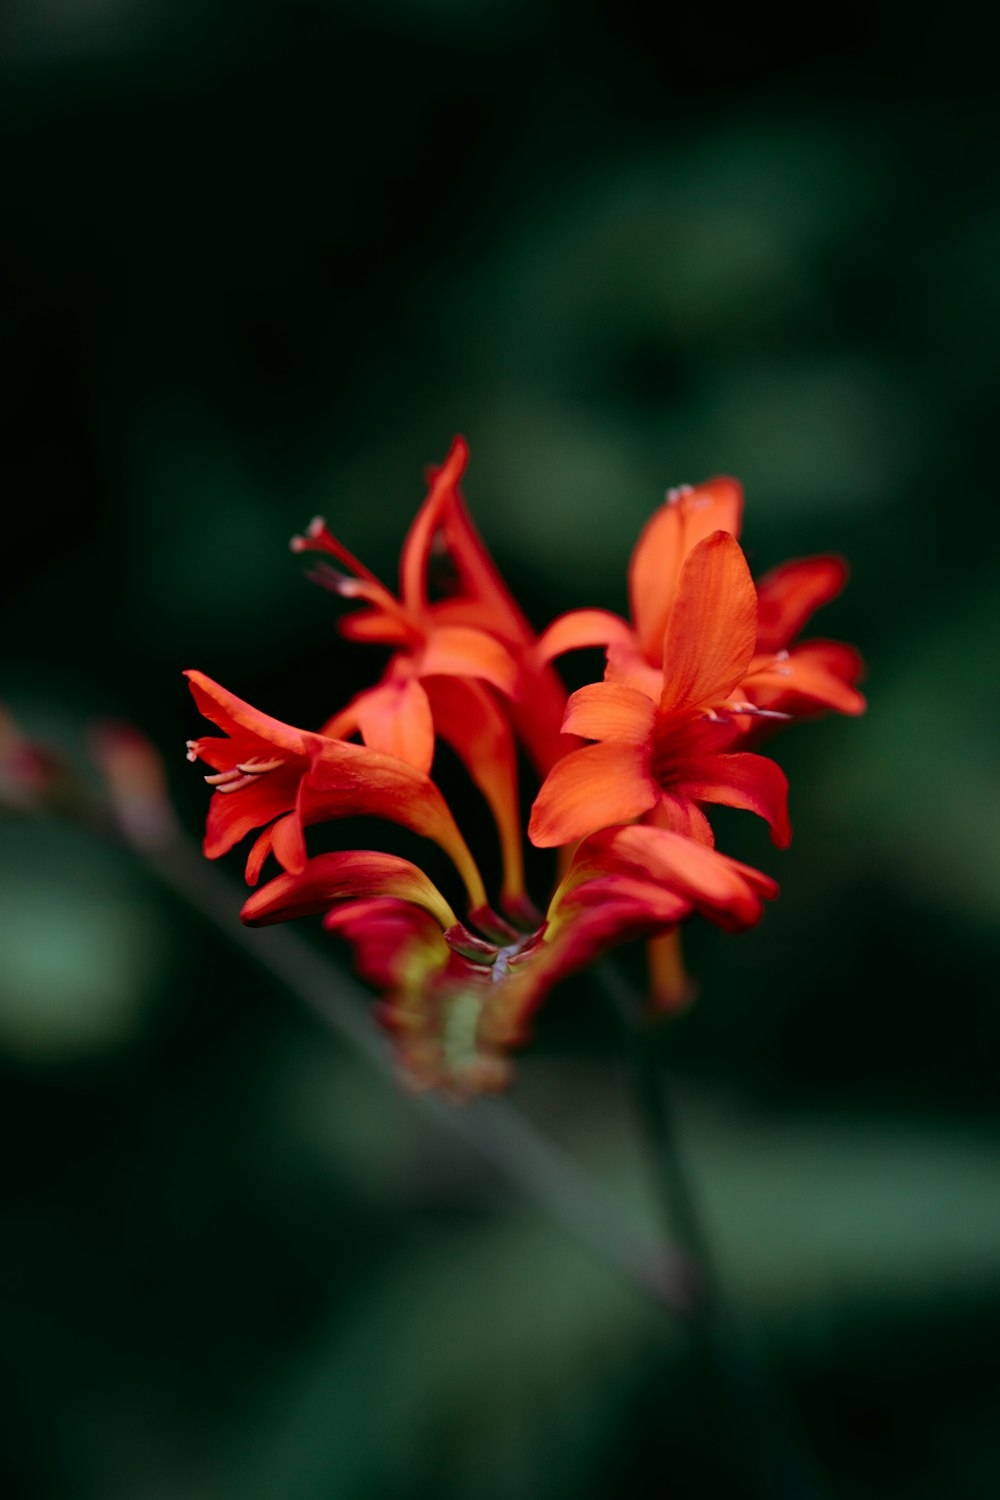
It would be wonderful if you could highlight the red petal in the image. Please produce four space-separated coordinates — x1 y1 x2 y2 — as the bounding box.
578 823 778 928
604 643 663 702
755 555 848 653
399 436 468 617
241 850 458 930
629 478 744 661
674 750 791 847
424 677 525 908
418 626 519 696
184 671 315 758
355 676 435 774
743 641 866 717
324 898 450 992
533 609 634 665
302 744 488 910
528 742 659 848
202 763 303 860
562 683 656 745
660 533 758 712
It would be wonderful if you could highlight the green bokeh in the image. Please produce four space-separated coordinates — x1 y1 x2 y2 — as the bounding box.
3 5 999 1497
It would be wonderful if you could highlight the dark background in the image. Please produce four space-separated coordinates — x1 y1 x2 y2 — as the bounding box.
3 4 999 1497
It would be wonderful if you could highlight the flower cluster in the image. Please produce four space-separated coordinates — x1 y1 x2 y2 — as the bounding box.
186 440 864 1095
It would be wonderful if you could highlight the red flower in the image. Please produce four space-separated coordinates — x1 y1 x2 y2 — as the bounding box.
290 438 570 913
535 476 865 723
529 533 791 849
186 441 863 1094
184 670 488 911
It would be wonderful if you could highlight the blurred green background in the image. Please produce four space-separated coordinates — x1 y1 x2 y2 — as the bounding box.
3 4 1000 1497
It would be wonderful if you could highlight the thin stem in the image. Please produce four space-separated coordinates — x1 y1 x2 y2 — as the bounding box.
601 962 826 1500
143 833 695 1314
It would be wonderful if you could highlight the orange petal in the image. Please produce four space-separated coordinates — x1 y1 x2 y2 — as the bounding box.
562 683 656 745
356 676 435 774
399 436 469 617
528 742 658 848
418 625 519 696
581 822 777 927
755 555 848 653
674 750 791 848
629 478 743 661
202 766 302 861
533 609 634 666
424 676 525 907
184 671 316 758
241 850 458 930
605 642 663 702
743 642 866 717
660 533 758 712
303 743 488 910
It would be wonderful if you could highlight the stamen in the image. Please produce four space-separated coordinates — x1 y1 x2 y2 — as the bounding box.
214 773 259 794
731 703 793 721
185 740 200 763
236 757 286 775
204 769 244 786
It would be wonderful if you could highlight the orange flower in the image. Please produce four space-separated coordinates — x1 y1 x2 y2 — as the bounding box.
291 438 570 912
184 670 487 911
529 533 791 849
535 476 864 723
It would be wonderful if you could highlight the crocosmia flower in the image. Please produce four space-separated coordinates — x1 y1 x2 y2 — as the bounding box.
186 441 864 1096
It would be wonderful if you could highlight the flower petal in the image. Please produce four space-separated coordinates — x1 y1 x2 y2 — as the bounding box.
755 555 848 653
399 436 469 617
578 822 778 928
562 683 657 745
241 851 458 930
324 898 451 993
302 744 488 909
533 609 634 666
424 676 525 907
202 765 302 860
528 742 659 848
629 478 743 661
674 750 791 847
418 626 519 696
356 676 435 774
184 670 316 758
660 533 758 712
743 641 866 717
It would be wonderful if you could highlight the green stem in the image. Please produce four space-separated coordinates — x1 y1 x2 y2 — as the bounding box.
603 963 826 1500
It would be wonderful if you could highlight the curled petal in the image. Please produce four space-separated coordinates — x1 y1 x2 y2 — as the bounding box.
755 555 848 653
562 683 657 745
533 609 634 666
575 823 778 929
424 677 525 908
418 626 519 696
529 742 659 848
661 533 758 713
184 671 317 758
400 436 469 616
629 477 744 661
743 641 866 717
324 898 451 993
241 851 458 931
674 750 791 848
303 745 488 909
